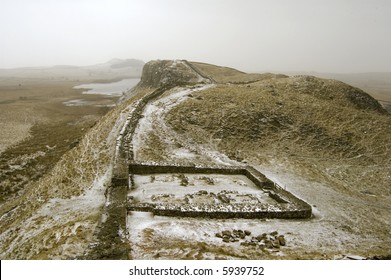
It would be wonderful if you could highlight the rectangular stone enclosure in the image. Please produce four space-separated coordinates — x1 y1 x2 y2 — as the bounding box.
127 164 312 219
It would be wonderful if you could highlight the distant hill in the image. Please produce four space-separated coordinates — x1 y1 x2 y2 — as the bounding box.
0 58 144 80
109 59 145 69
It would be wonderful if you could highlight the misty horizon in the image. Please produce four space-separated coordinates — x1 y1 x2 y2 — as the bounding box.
1 0 391 73
2 57 391 75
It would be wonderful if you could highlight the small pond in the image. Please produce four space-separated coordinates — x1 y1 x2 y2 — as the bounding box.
74 78 140 96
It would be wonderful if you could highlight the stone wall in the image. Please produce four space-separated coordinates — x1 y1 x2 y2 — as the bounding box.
103 60 312 260
128 203 311 219
128 163 312 219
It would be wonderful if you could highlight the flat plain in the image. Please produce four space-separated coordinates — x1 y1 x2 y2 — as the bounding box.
0 74 121 204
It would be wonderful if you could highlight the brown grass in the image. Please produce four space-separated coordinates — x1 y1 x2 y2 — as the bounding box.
165 77 391 221
156 75 391 259
166 78 390 165
0 77 115 204
0 78 149 259
190 61 287 84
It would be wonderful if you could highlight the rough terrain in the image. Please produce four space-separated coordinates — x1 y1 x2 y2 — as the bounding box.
125 61 391 259
0 59 390 260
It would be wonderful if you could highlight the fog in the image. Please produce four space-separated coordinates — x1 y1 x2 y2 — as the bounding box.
1 0 391 73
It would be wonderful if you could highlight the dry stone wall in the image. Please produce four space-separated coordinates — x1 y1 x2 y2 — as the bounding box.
94 60 312 259
128 163 312 219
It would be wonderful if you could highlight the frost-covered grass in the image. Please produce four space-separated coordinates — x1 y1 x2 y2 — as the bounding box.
133 84 238 166
0 85 154 259
128 67 391 259
158 78 391 258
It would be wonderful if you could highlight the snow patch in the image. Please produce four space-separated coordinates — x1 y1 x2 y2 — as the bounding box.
132 84 238 165
63 99 93 107
0 168 110 259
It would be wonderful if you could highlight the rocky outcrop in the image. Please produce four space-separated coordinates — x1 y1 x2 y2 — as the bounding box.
138 60 207 88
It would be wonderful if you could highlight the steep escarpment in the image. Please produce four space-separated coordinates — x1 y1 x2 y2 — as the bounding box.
137 60 208 88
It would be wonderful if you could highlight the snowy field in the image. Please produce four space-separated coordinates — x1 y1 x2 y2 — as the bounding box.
129 173 277 205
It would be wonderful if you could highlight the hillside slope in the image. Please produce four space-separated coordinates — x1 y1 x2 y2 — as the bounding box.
130 61 391 259
0 60 389 260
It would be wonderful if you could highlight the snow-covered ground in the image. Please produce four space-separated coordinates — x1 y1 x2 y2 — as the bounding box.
125 83 389 259
0 169 110 259
126 161 385 260
132 84 238 165
0 89 141 259
127 85 303 259
129 173 275 205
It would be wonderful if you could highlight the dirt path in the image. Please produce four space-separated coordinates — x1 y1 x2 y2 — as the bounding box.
132 84 239 166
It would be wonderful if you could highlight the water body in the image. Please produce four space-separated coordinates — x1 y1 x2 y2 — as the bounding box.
74 78 140 96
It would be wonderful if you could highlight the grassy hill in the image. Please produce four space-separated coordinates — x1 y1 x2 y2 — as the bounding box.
1 60 390 260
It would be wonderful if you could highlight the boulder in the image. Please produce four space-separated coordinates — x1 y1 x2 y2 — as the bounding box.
265 240 273 249
278 235 286 246
272 241 280 249
222 236 230 243
256 234 266 241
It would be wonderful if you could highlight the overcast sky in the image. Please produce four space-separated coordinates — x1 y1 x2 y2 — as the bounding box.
1 0 390 72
